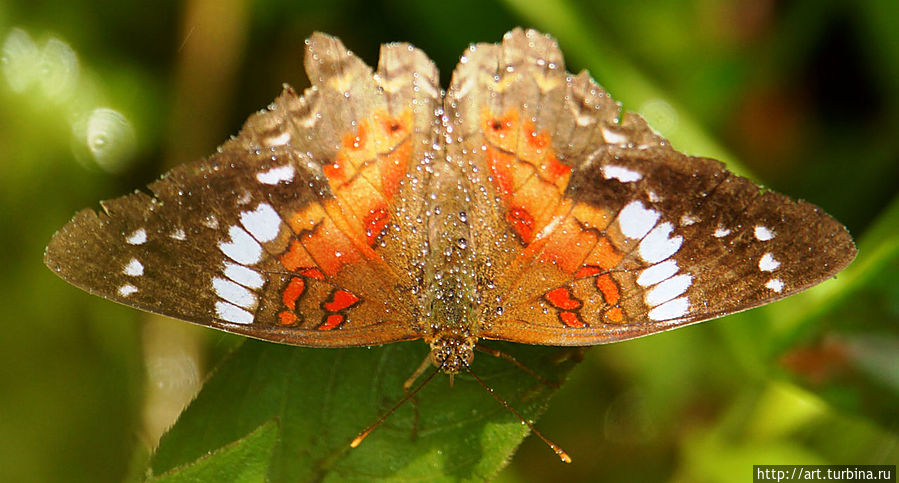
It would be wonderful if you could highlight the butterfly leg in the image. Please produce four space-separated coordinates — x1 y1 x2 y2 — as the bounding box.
475 343 561 388
401 354 433 442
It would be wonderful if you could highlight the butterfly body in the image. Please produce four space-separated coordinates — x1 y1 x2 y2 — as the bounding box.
45 29 856 371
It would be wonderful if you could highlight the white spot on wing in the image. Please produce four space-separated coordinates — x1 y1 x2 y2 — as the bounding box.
755 225 775 241
680 213 699 226
618 201 660 239
601 127 628 144
118 284 138 297
639 222 683 263
645 274 692 307
218 225 263 265
125 228 146 245
417 78 441 99
224 262 265 289
123 258 144 277
257 165 295 185
647 297 689 321
765 278 784 293
203 215 219 229
714 226 731 238
236 190 253 205
240 203 281 242
170 228 186 241
265 131 291 146
215 300 254 324
759 252 781 272
602 165 642 183
637 260 680 287
212 277 257 310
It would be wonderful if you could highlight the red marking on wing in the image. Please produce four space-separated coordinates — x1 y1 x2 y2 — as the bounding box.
323 159 346 181
506 206 535 243
595 274 620 306
300 267 326 280
278 310 298 326
319 314 345 331
544 287 582 310
574 265 602 278
282 277 306 310
323 289 360 312
363 206 389 246
559 311 586 328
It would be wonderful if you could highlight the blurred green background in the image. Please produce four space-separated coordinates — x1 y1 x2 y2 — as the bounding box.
1 0 897 481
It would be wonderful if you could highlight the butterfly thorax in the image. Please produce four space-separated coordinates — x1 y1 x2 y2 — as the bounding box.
417 155 481 374
427 327 476 374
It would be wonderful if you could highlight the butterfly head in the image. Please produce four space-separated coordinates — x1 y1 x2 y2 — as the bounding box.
428 330 476 374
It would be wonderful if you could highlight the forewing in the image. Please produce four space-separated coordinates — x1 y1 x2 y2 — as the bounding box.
45 33 442 347
444 29 856 345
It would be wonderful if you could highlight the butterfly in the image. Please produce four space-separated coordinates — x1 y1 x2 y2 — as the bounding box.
44 28 856 461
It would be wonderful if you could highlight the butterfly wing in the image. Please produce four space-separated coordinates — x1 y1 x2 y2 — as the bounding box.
443 29 856 345
45 33 442 347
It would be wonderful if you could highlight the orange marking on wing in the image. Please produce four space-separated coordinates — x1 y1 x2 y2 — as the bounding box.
300 267 325 280
282 210 362 277
506 206 535 243
363 206 390 246
372 109 412 151
545 287 582 310
342 121 369 152
571 203 613 232
486 146 515 197
278 310 298 326
300 217 362 276
560 311 586 328
379 142 410 199
519 121 554 169
319 314 344 331
323 289 360 312
604 307 625 324
540 154 571 186
591 237 624 270
523 122 549 150
282 277 306 310
281 241 311 272
508 176 563 236
595 274 620 306
540 218 598 274
286 203 326 235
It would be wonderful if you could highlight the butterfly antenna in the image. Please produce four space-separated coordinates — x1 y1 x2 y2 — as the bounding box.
464 363 572 463
350 365 442 448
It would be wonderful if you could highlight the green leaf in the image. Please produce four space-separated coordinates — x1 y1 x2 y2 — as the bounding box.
149 340 580 481
150 422 278 483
